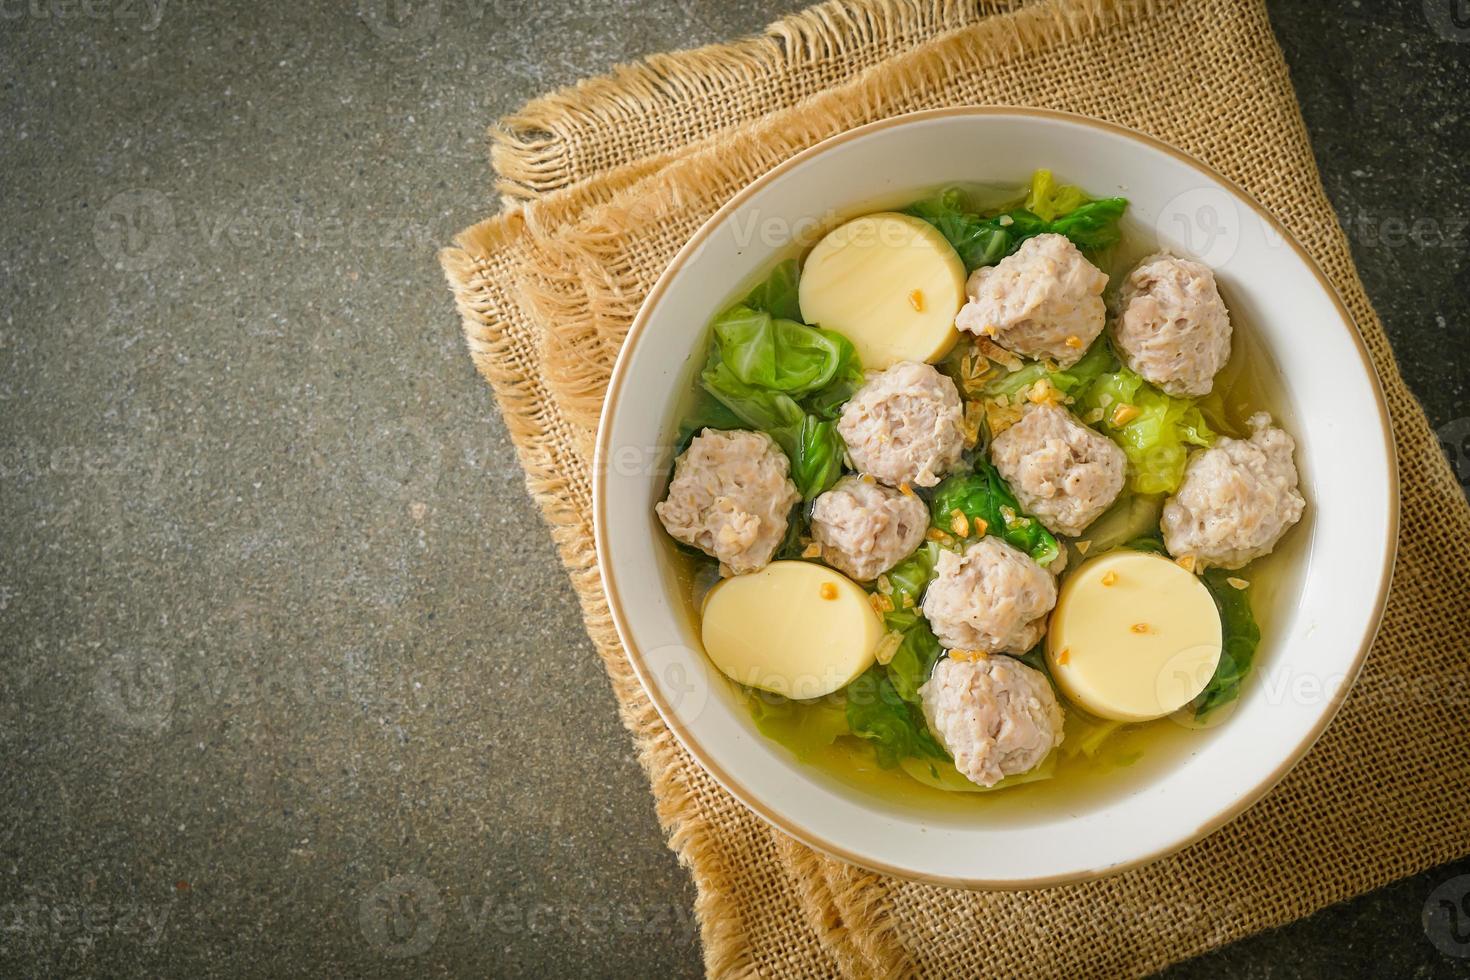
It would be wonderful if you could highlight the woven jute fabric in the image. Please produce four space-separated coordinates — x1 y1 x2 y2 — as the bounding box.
441 0 1470 975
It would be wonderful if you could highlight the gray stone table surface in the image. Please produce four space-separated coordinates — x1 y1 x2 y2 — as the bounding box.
1 0 1467 976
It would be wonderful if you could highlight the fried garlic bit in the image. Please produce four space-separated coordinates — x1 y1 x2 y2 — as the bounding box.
948 648 989 662
961 402 984 448
1110 403 1142 427
874 631 903 665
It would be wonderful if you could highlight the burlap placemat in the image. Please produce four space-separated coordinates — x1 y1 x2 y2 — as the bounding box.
441 1 1470 975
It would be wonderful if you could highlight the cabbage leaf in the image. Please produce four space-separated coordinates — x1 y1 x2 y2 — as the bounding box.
929 460 1061 565
748 693 850 762
905 170 1129 272
886 621 944 705
977 336 1117 402
904 188 1012 270
844 667 948 768
875 541 938 633
1193 569 1261 718
1071 366 1215 494
693 263 862 499
865 543 944 704
711 304 855 397
1023 169 1090 222
740 258 802 322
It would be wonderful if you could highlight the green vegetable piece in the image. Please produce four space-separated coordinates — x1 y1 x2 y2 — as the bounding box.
698 344 849 500
980 361 1051 401
748 692 850 762
787 415 847 501
742 258 803 322
1193 568 1261 718
904 188 1012 271
864 544 945 704
773 501 811 561
700 344 803 430
672 392 748 457
1049 337 1117 392
1124 532 1168 555
1015 641 1049 675
844 667 947 768
801 364 864 422
1060 711 1124 760
930 460 1060 566
691 269 864 501
905 172 1129 272
974 337 1117 407
1023 169 1090 223
1046 197 1129 252
876 542 938 632
886 620 944 705
712 304 854 397
1070 365 1215 494
1084 492 1166 555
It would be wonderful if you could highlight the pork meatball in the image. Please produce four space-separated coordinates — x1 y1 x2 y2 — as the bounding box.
655 429 799 574
837 361 965 489
921 537 1057 654
920 655 1064 787
954 233 1108 368
989 403 1127 537
1113 253 1233 397
1161 413 1305 569
809 476 928 581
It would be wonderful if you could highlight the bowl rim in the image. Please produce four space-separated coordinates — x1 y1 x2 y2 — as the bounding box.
591 105 1400 889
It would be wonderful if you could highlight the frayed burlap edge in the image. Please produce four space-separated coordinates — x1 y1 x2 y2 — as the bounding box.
511 0 1162 430
490 0 1028 204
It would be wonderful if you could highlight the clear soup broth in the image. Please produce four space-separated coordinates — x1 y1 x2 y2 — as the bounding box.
665 181 1306 821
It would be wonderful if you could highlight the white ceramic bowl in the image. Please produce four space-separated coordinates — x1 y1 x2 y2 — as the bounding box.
594 108 1397 888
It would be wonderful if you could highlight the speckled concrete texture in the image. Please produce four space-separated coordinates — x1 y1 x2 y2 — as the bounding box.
0 0 1466 976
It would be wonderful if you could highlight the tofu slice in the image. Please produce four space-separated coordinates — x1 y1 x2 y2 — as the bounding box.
1046 551 1223 722
701 561 881 699
798 212 966 370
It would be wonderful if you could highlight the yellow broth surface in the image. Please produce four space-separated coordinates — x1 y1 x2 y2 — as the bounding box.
663 184 1305 816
